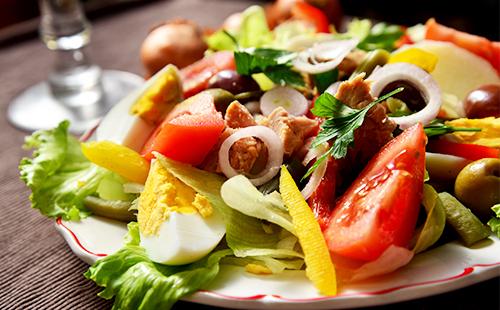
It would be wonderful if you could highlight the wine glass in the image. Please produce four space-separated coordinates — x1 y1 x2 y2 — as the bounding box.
7 0 144 134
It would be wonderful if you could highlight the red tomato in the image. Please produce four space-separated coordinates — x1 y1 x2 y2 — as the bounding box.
180 51 236 98
308 158 338 230
395 32 413 49
291 2 330 33
425 18 499 74
141 93 225 164
324 124 426 262
427 140 500 161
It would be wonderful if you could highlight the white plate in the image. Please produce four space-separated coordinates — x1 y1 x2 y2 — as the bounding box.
56 216 500 309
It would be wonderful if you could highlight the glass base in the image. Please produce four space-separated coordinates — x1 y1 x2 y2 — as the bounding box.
7 70 144 134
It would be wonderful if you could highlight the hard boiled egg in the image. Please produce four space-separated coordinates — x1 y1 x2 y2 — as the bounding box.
96 65 182 152
137 159 226 265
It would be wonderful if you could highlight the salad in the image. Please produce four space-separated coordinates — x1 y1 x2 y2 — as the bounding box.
19 2 500 309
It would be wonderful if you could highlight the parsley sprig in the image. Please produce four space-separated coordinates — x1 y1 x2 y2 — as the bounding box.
234 48 305 87
303 87 404 179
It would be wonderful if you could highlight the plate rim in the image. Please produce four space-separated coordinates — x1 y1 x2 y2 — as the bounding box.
55 217 500 309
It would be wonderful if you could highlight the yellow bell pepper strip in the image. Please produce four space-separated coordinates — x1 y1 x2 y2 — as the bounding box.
389 48 438 72
81 141 150 184
279 166 337 296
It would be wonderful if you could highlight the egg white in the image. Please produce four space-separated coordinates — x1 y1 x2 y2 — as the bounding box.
140 211 226 265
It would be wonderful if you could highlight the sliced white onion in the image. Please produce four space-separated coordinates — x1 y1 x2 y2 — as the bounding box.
218 126 284 186
292 39 359 74
301 143 329 200
260 86 309 116
367 63 442 129
325 81 341 96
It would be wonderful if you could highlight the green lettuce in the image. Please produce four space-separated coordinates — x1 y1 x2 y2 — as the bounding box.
19 121 109 220
221 175 295 234
487 204 500 238
339 18 404 51
85 222 232 309
239 5 273 48
205 5 272 51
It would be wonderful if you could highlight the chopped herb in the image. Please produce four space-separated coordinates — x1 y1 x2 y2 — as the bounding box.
424 120 481 137
303 87 404 179
234 48 304 87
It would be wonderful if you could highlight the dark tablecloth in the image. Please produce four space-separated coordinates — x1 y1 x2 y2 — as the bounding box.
0 0 498 309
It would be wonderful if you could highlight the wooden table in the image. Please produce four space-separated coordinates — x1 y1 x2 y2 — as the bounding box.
0 0 498 309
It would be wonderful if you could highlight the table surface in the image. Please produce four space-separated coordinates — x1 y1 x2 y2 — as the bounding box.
0 0 498 309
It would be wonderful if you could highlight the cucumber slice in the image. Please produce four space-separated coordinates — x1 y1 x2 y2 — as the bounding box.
438 192 490 246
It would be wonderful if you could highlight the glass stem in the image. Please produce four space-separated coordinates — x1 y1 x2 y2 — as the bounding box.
39 0 103 108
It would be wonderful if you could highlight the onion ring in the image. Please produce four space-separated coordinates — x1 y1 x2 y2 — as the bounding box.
301 143 329 200
293 39 359 74
218 126 284 186
368 63 442 129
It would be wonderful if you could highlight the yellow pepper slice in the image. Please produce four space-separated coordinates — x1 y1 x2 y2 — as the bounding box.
279 166 337 296
389 48 438 72
81 141 150 184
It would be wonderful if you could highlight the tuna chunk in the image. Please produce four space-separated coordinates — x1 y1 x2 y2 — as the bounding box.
229 137 267 174
224 101 256 128
264 107 319 156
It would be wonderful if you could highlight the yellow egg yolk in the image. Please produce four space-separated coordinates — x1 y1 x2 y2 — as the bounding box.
138 160 213 236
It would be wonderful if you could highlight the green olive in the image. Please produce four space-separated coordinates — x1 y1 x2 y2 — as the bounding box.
202 88 235 114
351 49 390 77
454 158 500 221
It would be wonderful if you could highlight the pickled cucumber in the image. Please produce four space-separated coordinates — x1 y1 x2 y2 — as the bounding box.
438 192 490 246
84 196 136 222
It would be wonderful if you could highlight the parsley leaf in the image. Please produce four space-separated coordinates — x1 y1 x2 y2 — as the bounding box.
303 87 404 179
424 119 481 137
234 48 304 87
310 92 355 117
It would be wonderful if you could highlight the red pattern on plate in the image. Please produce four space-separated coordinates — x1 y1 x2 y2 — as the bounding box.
56 218 107 257
56 218 500 301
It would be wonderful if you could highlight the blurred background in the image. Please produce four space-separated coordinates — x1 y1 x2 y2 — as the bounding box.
1 0 499 47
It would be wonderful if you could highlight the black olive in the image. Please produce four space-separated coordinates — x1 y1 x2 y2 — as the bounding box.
207 70 260 95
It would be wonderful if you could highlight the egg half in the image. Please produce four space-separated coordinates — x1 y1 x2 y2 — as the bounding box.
96 64 182 152
137 160 226 265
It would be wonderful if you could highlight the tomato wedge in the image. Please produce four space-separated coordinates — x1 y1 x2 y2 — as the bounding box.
425 18 500 74
180 51 235 98
324 124 426 262
291 2 330 33
141 92 225 164
427 139 500 161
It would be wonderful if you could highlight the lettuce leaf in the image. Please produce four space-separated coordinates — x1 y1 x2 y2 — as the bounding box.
487 204 500 238
239 5 273 48
85 222 232 310
156 155 302 258
221 175 295 234
19 121 109 220
338 18 404 51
